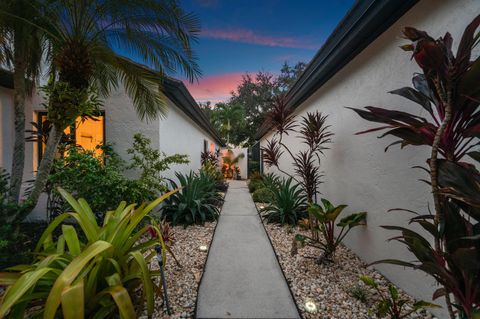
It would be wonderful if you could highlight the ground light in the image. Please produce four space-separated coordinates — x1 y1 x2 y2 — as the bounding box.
259 205 265 209
304 301 317 313
199 245 208 252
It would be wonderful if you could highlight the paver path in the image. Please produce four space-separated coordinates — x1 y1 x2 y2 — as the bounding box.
196 180 300 319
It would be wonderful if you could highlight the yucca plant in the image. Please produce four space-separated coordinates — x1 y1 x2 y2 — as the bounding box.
350 15 480 318
0 187 178 318
162 171 222 226
294 199 366 263
261 177 307 225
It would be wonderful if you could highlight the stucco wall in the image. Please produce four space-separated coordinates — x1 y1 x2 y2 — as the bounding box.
260 1 479 316
1 85 219 219
159 97 219 183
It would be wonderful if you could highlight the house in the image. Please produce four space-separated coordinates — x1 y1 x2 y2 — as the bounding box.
255 0 479 316
0 68 224 219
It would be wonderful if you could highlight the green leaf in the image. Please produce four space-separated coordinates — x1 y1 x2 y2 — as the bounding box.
61 280 85 319
359 275 377 288
44 241 112 319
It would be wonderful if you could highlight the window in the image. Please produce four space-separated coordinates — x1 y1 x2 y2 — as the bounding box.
36 112 105 163
203 139 208 153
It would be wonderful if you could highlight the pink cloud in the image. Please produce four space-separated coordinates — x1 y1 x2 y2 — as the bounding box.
185 73 245 103
201 28 317 49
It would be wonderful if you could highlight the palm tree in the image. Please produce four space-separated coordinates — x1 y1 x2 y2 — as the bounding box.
0 0 44 203
18 0 201 220
211 103 245 145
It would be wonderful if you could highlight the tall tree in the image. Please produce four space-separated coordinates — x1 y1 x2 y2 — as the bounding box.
0 0 44 203
13 0 201 220
210 102 245 145
276 61 307 93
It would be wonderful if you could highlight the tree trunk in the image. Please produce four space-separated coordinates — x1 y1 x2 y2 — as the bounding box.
430 82 455 319
8 42 27 203
15 125 63 223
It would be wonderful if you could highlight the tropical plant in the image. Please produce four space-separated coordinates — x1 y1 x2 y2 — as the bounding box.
211 103 246 145
12 0 201 221
252 187 275 204
360 276 440 319
261 177 307 225
349 283 369 303
248 179 265 193
0 0 45 203
262 96 333 238
201 161 228 192
201 149 221 166
0 187 178 318
127 133 189 193
162 171 222 226
222 149 245 179
349 16 480 318
294 199 367 263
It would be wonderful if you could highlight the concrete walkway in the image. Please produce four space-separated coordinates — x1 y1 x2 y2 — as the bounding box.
196 180 300 319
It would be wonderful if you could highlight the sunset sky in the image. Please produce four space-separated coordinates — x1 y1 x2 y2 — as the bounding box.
149 0 355 103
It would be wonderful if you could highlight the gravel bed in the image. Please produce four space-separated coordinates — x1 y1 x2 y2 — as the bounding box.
257 204 436 319
143 222 217 319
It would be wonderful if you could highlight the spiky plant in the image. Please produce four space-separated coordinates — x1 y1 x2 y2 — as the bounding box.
261 94 333 238
350 15 480 318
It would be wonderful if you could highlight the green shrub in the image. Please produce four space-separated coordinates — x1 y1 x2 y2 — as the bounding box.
248 179 265 193
249 171 263 182
201 162 228 192
261 177 307 225
47 133 188 219
252 187 275 203
162 171 222 226
0 188 177 318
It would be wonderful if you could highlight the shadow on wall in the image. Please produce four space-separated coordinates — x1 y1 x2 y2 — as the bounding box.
220 148 247 180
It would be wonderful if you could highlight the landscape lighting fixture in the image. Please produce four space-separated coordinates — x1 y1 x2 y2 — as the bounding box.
199 245 208 252
304 301 317 313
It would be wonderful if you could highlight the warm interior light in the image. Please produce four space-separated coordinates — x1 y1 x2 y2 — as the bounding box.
304 301 317 313
199 245 208 252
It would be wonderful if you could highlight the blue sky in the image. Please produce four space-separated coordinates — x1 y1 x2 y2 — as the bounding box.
178 0 355 102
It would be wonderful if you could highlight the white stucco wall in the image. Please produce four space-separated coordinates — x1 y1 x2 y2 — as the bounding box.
159 97 219 183
1 84 220 219
260 1 479 316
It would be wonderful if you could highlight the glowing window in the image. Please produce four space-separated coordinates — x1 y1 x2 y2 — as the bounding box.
36 112 105 162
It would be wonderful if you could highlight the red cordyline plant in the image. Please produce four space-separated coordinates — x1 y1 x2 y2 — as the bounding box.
350 15 480 319
262 94 333 238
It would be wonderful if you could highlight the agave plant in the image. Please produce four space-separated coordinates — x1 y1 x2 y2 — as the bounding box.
162 171 222 226
0 187 178 318
350 15 480 318
261 177 307 225
294 199 367 263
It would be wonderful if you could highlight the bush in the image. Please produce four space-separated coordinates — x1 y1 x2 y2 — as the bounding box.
162 171 222 226
261 177 307 225
0 169 33 268
248 179 264 193
252 187 275 203
201 162 228 192
47 133 188 220
0 188 177 318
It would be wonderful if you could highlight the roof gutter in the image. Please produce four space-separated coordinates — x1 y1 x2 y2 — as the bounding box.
255 0 418 140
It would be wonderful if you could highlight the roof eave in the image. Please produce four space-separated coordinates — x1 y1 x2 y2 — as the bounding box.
255 0 419 140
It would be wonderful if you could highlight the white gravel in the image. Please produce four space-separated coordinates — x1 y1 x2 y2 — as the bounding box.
146 222 217 319
259 208 436 319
